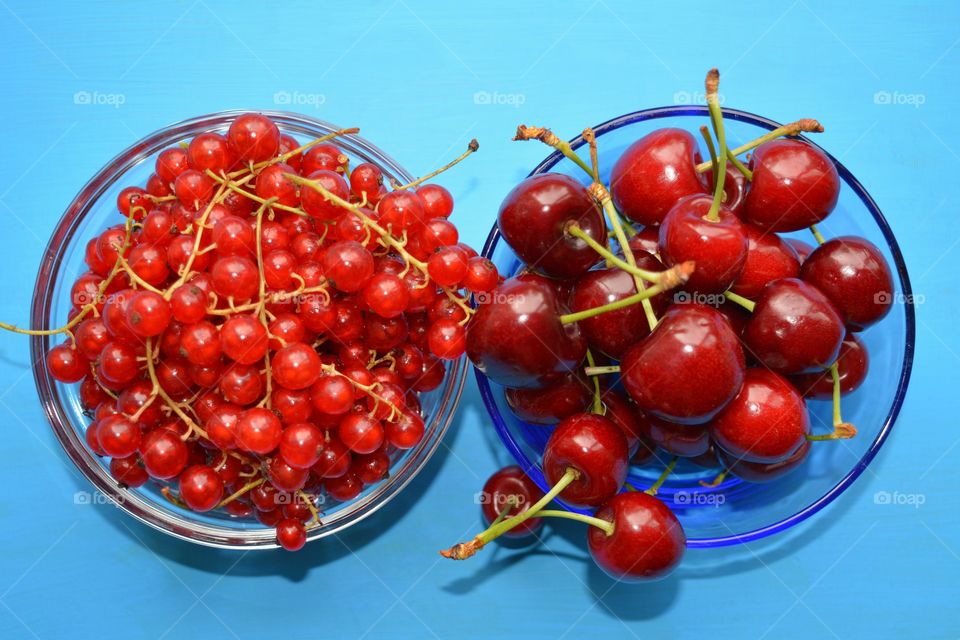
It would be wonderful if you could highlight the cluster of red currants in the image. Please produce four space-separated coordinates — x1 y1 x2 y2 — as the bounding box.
13 113 497 551
447 69 893 581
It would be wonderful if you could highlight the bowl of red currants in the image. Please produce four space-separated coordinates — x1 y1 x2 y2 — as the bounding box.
23 110 491 550
466 83 914 575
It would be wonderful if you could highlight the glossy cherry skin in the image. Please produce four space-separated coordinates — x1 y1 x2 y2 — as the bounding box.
569 250 669 358
800 236 893 331
480 466 545 538
610 128 704 226
497 173 606 279
466 277 586 389
730 223 801 299
621 304 745 425
743 278 844 374
718 440 811 483
505 374 591 425
638 413 710 458
542 413 628 508
709 369 809 463
659 195 748 293
587 492 686 582
600 390 654 459
790 334 869 400
743 139 840 232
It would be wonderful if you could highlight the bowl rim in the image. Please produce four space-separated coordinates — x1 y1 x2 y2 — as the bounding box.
30 109 467 549
476 104 916 548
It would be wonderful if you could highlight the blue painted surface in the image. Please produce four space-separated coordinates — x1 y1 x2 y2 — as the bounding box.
0 1 955 638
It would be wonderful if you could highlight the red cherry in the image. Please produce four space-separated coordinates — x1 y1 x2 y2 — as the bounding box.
730 223 801 299
542 413 628 508
610 128 704 226
790 334 869 399
504 374 591 425
743 139 840 232
588 492 686 581
637 413 709 458
718 440 812 483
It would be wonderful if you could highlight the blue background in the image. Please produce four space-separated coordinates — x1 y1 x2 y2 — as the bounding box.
0 1 955 638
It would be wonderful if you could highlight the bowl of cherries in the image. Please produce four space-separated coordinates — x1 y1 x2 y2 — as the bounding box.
445 70 914 581
8 110 498 550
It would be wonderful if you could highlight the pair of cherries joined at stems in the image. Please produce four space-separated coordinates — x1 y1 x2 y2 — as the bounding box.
450 68 893 581
13 113 507 551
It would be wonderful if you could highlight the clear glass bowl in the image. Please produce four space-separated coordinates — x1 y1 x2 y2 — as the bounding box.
31 110 466 549
476 106 915 548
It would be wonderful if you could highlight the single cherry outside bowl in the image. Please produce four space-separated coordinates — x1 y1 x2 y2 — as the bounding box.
31 110 466 549
476 105 915 548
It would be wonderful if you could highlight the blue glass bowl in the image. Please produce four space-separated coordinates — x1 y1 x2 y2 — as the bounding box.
475 106 915 548
31 111 466 549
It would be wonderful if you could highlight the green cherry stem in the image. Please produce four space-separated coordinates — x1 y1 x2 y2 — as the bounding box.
440 468 580 560
700 468 729 488
807 363 857 441
586 350 603 414
559 268 692 325
809 224 827 245
513 125 595 178
533 509 615 535
566 224 685 286
694 118 825 174
699 125 719 177
644 456 679 495
705 68 728 223
584 365 621 377
723 290 756 313
726 147 753 180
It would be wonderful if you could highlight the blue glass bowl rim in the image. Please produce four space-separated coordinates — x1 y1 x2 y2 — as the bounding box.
474 105 916 549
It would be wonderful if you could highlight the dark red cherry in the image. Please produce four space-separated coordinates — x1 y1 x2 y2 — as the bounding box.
743 139 840 232
790 334 869 399
466 277 586 389
599 390 652 459
787 238 815 263
710 369 809 463
730 223 801 299
638 413 710 458
610 128 703 226
621 304 745 425
497 173 606 279
504 374 591 425
587 492 686 581
659 195 748 293
800 236 894 331
717 440 811 483
743 278 844 374
479 466 545 538
627 226 660 255
703 161 748 216
542 413 628 508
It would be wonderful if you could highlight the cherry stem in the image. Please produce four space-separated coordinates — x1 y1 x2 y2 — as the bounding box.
723 290 756 313
513 125 595 179
699 125 719 177
584 365 621 376
566 224 681 286
488 496 519 529
391 139 479 191
440 467 580 560
809 224 826 245
585 350 603 414
533 509 614 536
694 118 825 174
705 69 727 223
700 468 728 488
726 147 753 180
644 456 679 495
807 363 857 441
559 275 685 325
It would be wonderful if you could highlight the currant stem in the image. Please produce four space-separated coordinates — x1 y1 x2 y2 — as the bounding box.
216 477 265 508
585 350 603 414
391 139 479 191
584 365 621 376
699 125 719 177
809 224 827 245
705 69 727 223
644 456 679 495
440 467 580 560
694 118 825 173
723 290 756 313
533 509 615 536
